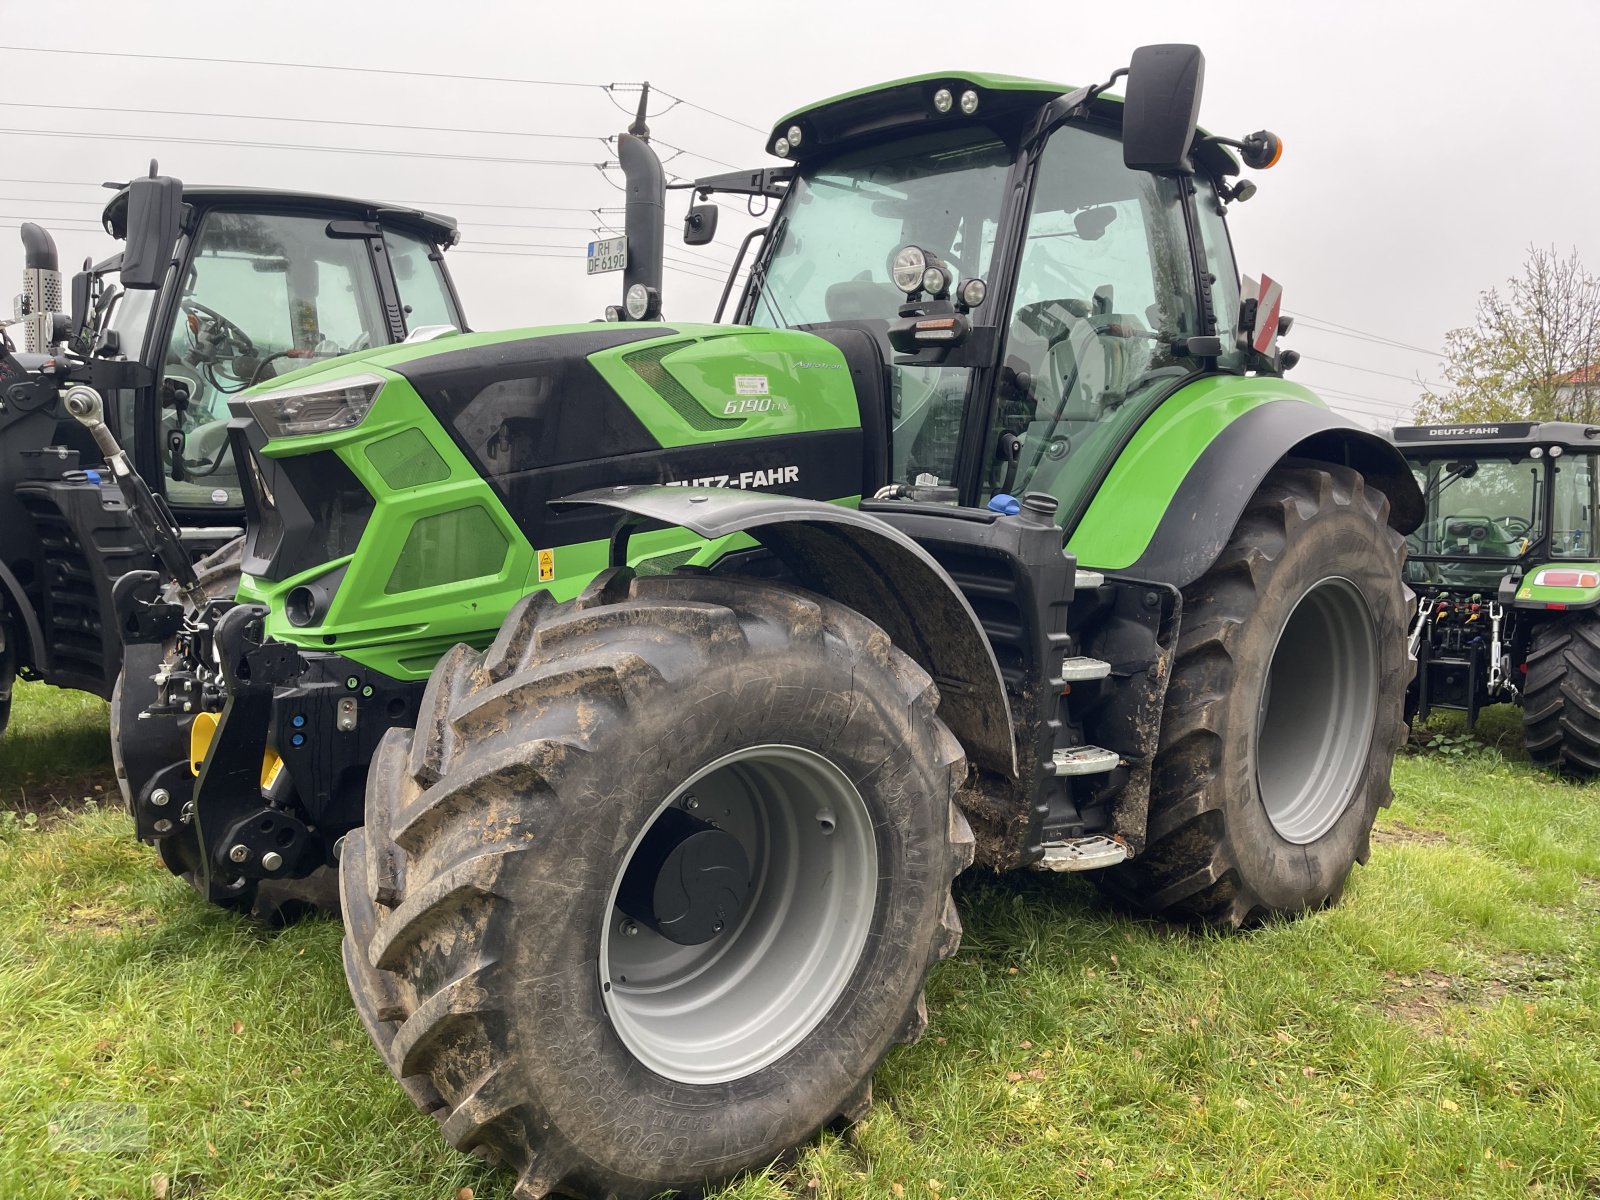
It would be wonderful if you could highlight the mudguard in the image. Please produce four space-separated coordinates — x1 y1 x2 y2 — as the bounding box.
0 558 45 672
1071 396 1423 589
559 484 1017 777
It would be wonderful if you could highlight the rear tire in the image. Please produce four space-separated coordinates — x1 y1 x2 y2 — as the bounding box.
1522 614 1600 777
0 614 14 744
342 572 973 1198
1101 465 1411 927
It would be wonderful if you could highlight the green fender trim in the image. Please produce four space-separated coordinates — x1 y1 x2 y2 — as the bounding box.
1515 563 1600 610
1067 375 1326 571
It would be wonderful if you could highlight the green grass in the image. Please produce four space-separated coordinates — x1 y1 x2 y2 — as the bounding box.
3 680 1598 1199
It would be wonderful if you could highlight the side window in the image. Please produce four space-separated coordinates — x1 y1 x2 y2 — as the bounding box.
991 124 1199 502
385 231 461 333
161 212 384 507
1194 179 1246 371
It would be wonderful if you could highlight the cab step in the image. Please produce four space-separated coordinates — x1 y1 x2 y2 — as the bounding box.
1045 745 1121 776
1035 835 1129 872
1074 570 1105 590
1059 656 1111 682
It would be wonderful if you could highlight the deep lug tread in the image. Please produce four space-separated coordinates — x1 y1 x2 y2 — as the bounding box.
1523 613 1600 777
1099 466 1410 927
344 572 971 1198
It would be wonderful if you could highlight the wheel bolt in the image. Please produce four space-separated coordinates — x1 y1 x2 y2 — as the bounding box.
261 851 283 872
684 796 700 810
228 844 249 863
153 819 173 834
620 918 639 937
150 788 170 807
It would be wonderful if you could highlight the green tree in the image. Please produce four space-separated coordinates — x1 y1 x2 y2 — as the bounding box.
1417 245 1600 423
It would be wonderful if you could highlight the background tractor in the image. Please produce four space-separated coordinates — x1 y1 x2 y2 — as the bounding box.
1396 419 1600 773
92 44 1421 1199
0 167 466 741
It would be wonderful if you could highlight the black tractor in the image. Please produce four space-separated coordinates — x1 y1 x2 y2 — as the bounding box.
0 166 466 739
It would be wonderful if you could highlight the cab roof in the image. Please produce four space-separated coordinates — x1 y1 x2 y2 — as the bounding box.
1393 421 1600 453
767 70 1236 177
101 185 457 245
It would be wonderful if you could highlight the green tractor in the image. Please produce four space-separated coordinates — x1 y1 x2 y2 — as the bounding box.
1396 419 1600 773
87 45 1420 1199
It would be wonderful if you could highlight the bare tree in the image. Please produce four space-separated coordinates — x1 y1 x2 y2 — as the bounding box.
1417 246 1600 423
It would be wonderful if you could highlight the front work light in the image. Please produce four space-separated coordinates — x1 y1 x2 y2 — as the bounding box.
774 137 791 158
891 245 929 294
933 88 954 113
245 372 384 440
786 124 803 147
959 89 980 114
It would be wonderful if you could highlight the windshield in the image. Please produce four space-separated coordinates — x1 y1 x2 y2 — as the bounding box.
1551 452 1598 558
743 127 1012 490
1406 456 1545 589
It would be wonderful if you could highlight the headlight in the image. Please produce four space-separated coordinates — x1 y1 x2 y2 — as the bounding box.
891 245 928 294
245 372 384 439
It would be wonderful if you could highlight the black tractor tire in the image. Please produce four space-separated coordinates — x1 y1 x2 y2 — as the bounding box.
111 538 338 921
1101 464 1411 927
1522 614 1600 776
0 614 15 744
341 571 974 1199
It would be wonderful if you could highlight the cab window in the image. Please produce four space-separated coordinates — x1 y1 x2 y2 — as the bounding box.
988 123 1199 507
385 230 461 333
161 211 384 507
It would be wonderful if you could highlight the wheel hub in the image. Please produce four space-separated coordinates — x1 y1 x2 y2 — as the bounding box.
615 807 751 945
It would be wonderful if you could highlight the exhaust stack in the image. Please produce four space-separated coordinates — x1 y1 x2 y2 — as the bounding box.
17 222 65 353
617 83 665 320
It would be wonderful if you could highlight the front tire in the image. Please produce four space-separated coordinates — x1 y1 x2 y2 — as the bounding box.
1522 614 1600 776
341 572 973 1198
1102 464 1411 926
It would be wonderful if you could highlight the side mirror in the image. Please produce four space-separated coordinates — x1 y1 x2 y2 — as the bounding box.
683 202 718 246
120 161 183 290
1121 44 1205 174
69 262 92 345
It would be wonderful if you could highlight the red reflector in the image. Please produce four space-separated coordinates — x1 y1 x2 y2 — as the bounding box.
1547 602 1568 610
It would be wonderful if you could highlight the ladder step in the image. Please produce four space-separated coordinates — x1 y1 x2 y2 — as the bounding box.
1035 835 1129 872
1046 745 1120 776
1060 656 1111 682
1074 570 1105 590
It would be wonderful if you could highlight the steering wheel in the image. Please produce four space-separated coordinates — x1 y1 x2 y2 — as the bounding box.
182 300 256 363
1442 514 1498 542
1014 298 1088 344
1500 516 1532 537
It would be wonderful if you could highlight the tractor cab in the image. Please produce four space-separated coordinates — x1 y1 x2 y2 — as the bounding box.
0 169 465 730
704 62 1284 525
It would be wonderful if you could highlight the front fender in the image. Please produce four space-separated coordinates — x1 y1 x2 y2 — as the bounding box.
1068 381 1423 589
559 484 1017 778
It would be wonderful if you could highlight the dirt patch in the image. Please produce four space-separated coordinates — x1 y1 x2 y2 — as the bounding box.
2 773 118 826
1372 820 1451 846
1378 954 1568 1035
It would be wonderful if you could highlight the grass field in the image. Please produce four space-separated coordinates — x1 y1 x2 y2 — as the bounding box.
2 679 1597 1199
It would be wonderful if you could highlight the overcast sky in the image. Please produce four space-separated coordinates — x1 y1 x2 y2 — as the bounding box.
5 0 1598 430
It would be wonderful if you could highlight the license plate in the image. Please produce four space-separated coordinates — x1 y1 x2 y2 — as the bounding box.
586 236 627 275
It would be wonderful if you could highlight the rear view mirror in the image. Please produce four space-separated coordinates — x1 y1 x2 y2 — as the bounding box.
120 161 183 290
69 264 92 344
683 202 718 246
1122 44 1205 174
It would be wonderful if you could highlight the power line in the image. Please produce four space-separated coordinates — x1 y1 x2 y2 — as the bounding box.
2 45 763 140
3 126 609 170
1284 308 1442 357
1298 354 1440 389
1291 319 1443 359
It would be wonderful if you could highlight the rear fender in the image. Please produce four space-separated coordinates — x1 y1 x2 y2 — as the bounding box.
1070 394 1423 589
558 485 1017 777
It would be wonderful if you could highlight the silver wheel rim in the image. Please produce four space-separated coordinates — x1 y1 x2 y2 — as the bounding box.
599 744 877 1085
1255 576 1379 844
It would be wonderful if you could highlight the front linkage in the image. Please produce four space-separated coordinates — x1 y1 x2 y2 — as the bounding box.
77 385 423 906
